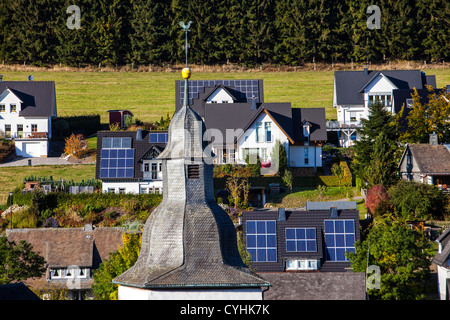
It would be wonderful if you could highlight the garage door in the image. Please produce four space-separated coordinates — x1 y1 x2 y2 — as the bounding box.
23 142 41 158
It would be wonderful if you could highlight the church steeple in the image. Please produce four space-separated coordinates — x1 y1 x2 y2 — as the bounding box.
112 68 269 297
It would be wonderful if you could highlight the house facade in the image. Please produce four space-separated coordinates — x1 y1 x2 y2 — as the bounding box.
0 79 57 157
398 134 450 190
242 201 360 273
331 68 437 147
175 79 327 171
433 228 450 300
95 129 167 194
6 225 126 300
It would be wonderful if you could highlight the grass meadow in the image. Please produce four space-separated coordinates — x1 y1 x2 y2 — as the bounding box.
2 67 447 124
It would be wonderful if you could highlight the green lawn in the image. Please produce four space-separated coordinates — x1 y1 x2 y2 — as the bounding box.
0 164 95 204
3 68 448 124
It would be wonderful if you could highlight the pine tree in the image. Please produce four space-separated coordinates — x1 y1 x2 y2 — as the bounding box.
352 101 399 186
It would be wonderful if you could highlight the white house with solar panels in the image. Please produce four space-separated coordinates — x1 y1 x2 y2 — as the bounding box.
95 129 168 194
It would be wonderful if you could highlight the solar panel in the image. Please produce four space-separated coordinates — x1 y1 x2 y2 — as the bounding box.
324 219 356 262
180 80 260 106
149 132 168 143
100 148 134 178
285 228 317 252
246 220 277 262
102 137 132 149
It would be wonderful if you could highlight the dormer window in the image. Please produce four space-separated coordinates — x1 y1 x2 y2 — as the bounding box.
10 104 16 113
0 104 5 113
206 87 235 104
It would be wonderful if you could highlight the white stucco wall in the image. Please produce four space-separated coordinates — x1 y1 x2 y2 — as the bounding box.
15 140 48 157
102 181 163 194
437 265 450 300
206 88 235 104
237 112 289 165
118 285 263 300
289 145 322 168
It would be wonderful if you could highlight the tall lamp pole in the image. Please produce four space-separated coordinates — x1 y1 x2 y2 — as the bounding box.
9 191 12 230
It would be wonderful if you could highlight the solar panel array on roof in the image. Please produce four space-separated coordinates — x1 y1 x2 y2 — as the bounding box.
246 220 277 263
180 80 260 105
100 138 135 179
100 149 135 178
324 219 356 262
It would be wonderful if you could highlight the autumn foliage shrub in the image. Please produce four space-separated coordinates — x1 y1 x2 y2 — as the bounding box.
365 184 393 216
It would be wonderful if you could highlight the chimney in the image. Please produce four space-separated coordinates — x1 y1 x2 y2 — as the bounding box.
250 96 257 111
330 207 338 218
429 132 438 145
277 208 286 222
136 128 143 141
363 65 369 75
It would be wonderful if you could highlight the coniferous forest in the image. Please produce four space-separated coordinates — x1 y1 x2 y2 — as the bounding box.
0 0 448 67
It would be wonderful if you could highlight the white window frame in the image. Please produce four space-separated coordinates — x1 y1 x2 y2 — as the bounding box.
285 259 320 271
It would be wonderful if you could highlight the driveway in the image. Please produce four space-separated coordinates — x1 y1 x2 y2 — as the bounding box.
0 156 72 167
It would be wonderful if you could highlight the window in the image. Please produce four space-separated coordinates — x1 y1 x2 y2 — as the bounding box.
108 188 115 193
256 122 272 143
17 124 23 138
10 104 16 113
144 163 149 172
246 220 277 262
102 137 132 149
260 148 267 162
149 133 168 143
0 105 5 112
31 124 38 133
324 219 356 262
285 228 317 252
227 148 235 163
51 269 62 279
256 122 263 142
5 125 11 138
118 188 126 194
368 94 392 107
151 163 158 179
286 259 320 271
406 99 414 108
265 122 272 142
304 148 309 165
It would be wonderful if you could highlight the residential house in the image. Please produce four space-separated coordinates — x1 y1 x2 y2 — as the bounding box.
174 79 327 171
6 225 126 300
242 200 366 300
95 129 167 194
242 201 360 273
331 68 436 147
432 227 450 300
0 78 57 157
398 133 450 191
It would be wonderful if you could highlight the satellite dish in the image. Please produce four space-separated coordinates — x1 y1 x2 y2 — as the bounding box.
28 75 34 81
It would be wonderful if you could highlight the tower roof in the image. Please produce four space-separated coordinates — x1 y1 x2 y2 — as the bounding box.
113 75 269 290
157 105 210 161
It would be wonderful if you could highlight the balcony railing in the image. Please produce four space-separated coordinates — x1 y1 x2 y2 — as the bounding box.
9 131 48 139
326 121 362 130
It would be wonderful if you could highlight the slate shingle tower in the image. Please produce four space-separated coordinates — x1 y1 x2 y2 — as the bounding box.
113 69 269 299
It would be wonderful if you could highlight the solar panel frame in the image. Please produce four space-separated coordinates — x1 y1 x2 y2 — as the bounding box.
285 227 317 252
180 80 261 106
323 219 356 262
99 147 135 179
246 220 277 263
